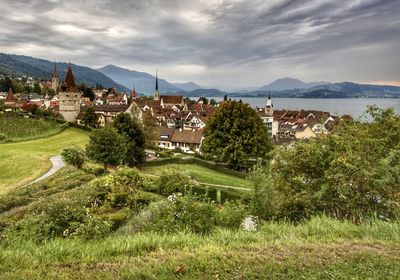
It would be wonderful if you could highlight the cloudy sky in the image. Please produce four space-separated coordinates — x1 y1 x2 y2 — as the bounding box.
0 0 399 89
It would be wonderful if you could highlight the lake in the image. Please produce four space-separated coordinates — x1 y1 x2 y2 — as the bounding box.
196 97 400 118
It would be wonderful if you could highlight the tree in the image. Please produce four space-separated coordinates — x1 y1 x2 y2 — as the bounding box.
86 126 127 171
201 100 273 170
61 147 85 169
79 83 96 101
269 107 400 222
210 98 217 106
112 113 146 166
223 95 228 101
32 82 42 95
82 107 98 128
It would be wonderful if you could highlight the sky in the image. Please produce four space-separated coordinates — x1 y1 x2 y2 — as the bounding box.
0 0 399 89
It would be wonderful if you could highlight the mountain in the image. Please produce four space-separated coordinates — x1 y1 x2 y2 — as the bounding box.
259 78 327 91
173 81 201 91
311 82 400 95
0 53 129 92
97 64 181 94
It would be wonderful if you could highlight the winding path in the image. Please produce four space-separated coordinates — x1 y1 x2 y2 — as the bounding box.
29 155 65 185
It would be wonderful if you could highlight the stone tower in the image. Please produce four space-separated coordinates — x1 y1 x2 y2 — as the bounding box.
154 71 160 100
51 63 59 93
59 64 81 122
265 92 273 116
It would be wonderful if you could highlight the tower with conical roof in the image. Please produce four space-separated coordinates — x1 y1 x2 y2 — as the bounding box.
132 85 137 99
59 64 81 122
51 63 59 93
154 71 160 100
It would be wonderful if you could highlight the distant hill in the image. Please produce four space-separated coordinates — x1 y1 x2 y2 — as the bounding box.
97 64 182 94
173 81 201 91
0 53 129 92
311 82 400 95
259 77 328 91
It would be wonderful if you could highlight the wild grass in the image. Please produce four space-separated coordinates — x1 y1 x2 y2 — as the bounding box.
0 115 62 142
0 128 89 193
1 216 399 279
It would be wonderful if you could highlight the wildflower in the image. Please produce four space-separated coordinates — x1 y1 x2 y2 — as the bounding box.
241 215 258 232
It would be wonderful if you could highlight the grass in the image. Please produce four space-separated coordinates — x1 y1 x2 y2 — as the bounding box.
0 128 89 193
141 163 252 189
1 216 399 279
0 115 63 142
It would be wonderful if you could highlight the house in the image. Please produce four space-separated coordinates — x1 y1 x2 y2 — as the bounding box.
77 104 129 127
106 93 128 106
154 127 203 153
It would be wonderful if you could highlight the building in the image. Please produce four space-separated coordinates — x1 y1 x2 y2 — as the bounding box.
59 65 81 122
257 93 279 137
154 127 203 153
51 63 59 93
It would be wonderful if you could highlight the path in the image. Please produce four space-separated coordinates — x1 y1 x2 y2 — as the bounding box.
29 155 65 185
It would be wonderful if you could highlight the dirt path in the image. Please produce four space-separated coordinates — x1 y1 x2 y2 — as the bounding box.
29 155 65 185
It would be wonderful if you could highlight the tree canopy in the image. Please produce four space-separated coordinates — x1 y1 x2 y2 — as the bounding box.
82 107 98 128
112 113 146 166
201 100 273 170
86 126 127 171
264 106 400 222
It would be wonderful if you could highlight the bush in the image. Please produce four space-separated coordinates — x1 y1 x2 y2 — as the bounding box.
155 170 193 195
0 132 7 142
121 195 218 235
61 147 85 169
217 200 249 229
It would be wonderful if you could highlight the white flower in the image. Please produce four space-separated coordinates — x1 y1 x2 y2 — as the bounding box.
241 215 258 232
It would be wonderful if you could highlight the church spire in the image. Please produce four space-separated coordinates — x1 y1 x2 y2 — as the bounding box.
155 70 159 91
132 85 136 99
154 70 160 100
53 63 57 79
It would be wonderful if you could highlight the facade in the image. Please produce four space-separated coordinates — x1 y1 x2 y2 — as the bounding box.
154 127 203 153
59 65 81 122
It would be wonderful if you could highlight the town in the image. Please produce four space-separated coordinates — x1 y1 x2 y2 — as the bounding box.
0 64 351 153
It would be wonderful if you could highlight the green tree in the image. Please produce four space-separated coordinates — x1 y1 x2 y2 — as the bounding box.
86 126 127 171
82 107 98 128
201 100 273 170
269 107 400 222
210 98 217 106
112 113 146 166
32 82 42 94
61 147 85 169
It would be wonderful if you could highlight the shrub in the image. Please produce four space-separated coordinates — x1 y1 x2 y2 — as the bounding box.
0 132 7 142
217 200 249 229
121 195 218 235
61 147 85 168
155 170 193 195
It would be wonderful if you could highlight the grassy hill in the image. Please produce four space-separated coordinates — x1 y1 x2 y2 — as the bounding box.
0 127 88 193
0 115 63 142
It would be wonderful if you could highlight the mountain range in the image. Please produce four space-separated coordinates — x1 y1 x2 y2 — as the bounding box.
0 53 129 92
1 53 399 98
258 77 328 91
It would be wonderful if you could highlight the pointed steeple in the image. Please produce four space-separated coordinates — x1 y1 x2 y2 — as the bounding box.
4 87 16 105
53 63 57 79
132 85 136 99
62 63 79 92
155 70 159 91
154 70 160 100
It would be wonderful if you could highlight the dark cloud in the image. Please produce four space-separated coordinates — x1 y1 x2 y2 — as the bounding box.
0 0 399 88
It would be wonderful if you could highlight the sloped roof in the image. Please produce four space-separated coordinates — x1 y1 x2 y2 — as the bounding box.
161 95 183 104
171 129 203 144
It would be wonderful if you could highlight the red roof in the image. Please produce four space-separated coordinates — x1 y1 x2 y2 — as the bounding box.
161 95 183 104
5 88 16 103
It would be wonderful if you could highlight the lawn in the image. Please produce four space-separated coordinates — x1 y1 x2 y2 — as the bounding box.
141 163 252 189
0 115 63 142
1 216 399 279
0 128 89 193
